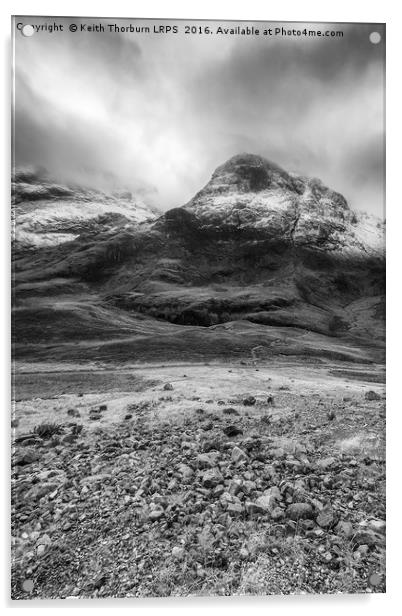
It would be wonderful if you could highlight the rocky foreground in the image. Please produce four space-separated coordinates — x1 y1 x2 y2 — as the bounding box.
11 374 385 599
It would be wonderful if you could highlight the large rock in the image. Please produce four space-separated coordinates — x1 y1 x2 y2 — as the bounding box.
196 453 220 469
335 520 354 538
316 457 337 471
243 396 256 406
286 503 314 521
316 505 337 529
14 449 40 466
352 528 383 547
202 468 224 488
228 478 243 496
177 463 194 480
256 487 282 512
368 519 386 534
246 487 282 515
148 508 164 521
365 390 382 401
231 446 248 464
171 546 186 560
223 426 243 438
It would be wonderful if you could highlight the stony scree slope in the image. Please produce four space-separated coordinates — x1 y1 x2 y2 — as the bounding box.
11 376 386 598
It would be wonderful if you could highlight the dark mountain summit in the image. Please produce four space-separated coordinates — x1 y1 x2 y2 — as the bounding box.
12 155 385 364
182 153 382 255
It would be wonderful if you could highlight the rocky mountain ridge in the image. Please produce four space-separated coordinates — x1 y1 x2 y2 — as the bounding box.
181 154 383 257
12 154 385 362
12 167 158 248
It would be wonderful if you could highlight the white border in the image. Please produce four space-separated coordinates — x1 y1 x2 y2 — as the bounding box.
1 1 400 615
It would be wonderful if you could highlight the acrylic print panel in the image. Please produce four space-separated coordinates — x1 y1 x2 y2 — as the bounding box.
11 16 385 599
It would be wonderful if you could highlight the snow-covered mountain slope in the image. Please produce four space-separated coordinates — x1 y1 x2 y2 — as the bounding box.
12 155 385 358
12 168 159 247
183 154 384 257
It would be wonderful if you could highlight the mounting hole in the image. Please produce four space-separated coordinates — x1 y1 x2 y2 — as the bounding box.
22 579 34 592
369 31 381 44
21 24 34 37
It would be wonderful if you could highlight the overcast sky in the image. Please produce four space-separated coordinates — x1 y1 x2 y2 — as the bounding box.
13 18 385 216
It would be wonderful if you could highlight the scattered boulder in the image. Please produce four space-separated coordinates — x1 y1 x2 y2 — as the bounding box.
352 528 382 547
227 502 243 516
36 534 51 556
335 520 354 538
316 505 337 529
16 436 41 447
222 407 239 416
286 503 314 521
15 433 39 444
223 425 243 437
213 484 225 497
202 468 224 488
171 546 185 560
201 438 222 453
368 519 386 534
148 508 164 521
89 409 101 421
177 463 194 480
228 478 243 496
300 519 315 531
254 487 282 514
14 449 40 466
231 446 248 464
36 534 51 547
270 506 285 521
242 480 256 496
317 457 337 471
62 434 77 445
243 396 256 406
83 473 112 484
163 383 174 391
196 453 219 469
92 574 108 590
365 390 381 401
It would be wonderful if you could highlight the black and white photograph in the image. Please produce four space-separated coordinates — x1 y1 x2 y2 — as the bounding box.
11 16 386 599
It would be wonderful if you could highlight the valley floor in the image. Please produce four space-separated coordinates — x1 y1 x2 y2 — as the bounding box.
11 359 385 598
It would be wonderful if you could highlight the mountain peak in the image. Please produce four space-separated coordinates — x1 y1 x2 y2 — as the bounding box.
185 152 346 212
216 152 283 172
206 152 297 195
180 153 383 257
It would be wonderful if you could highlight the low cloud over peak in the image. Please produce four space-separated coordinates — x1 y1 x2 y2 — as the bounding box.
14 18 385 216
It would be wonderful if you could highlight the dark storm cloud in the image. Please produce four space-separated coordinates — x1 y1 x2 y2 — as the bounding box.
183 22 385 215
13 18 385 215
